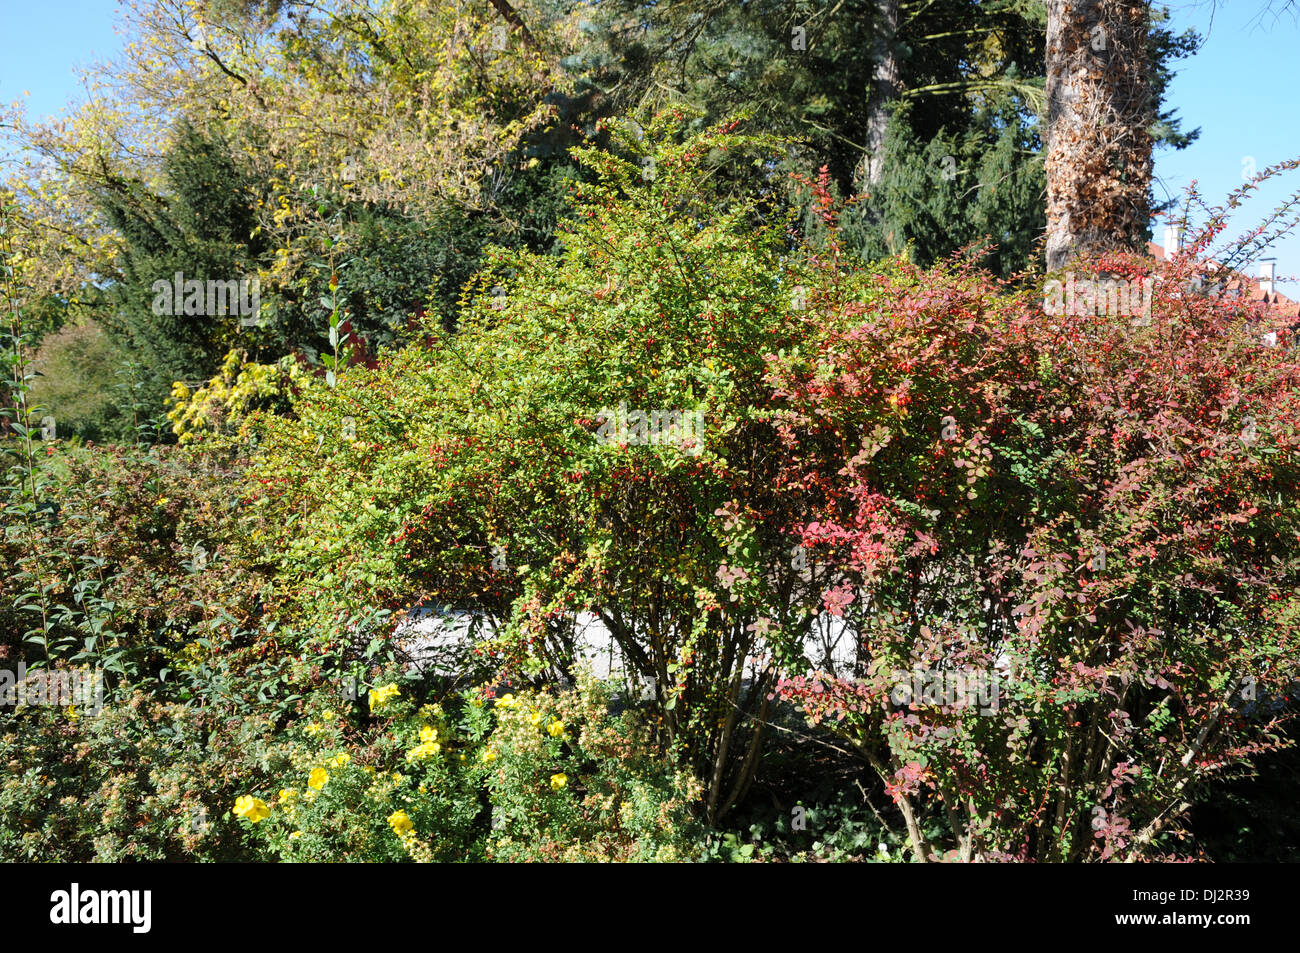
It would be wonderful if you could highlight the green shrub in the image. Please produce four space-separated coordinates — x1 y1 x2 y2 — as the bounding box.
248 112 834 824
227 668 702 862
25 318 133 442
484 670 703 862
0 688 289 861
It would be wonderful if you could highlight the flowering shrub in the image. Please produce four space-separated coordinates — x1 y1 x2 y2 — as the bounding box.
217 666 700 862
237 695 484 863
484 670 703 862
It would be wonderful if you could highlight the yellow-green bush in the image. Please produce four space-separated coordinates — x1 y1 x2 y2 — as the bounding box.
167 349 307 446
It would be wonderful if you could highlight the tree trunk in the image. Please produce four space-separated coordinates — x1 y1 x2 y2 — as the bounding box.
1044 0 1153 270
860 0 902 190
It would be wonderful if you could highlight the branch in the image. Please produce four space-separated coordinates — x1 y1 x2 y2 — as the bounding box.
487 0 541 52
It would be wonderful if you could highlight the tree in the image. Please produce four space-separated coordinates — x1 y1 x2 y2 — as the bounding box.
93 119 265 409
567 0 1053 271
1044 0 1153 269
3 0 578 426
862 0 902 189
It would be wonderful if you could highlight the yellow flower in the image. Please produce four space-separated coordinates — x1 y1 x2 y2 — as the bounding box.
494 693 517 709
304 722 324 736
278 787 298 803
528 710 545 727
363 766 376 775
330 752 350 768
308 767 329 790
232 795 271 823
289 831 303 841
481 747 498 764
546 719 565 738
419 725 437 744
156 497 169 506
406 741 440 762
388 810 414 835
549 773 568 792
370 684 400 711
321 710 336 721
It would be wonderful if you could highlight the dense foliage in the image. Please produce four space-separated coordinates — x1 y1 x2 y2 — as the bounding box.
2 2 1296 864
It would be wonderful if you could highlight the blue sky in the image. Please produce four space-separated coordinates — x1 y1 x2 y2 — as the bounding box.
0 0 125 130
2 1 1299 285
1153 1 1300 289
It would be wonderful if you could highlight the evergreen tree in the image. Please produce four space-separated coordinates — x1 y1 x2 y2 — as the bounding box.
553 0 1197 273
94 118 265 408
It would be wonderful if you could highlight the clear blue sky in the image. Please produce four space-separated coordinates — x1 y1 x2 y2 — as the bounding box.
2 1 1300 283
1155 1 1300 289
0 0 125 128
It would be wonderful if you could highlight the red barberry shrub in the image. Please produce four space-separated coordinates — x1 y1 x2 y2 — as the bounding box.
767 225 1300 860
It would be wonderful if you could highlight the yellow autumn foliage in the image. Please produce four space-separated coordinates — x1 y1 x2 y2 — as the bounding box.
166 348 306 445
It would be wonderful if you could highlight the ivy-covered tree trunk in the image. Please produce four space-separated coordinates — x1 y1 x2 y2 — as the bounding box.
861 0 902 189
1044 0 1153 270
